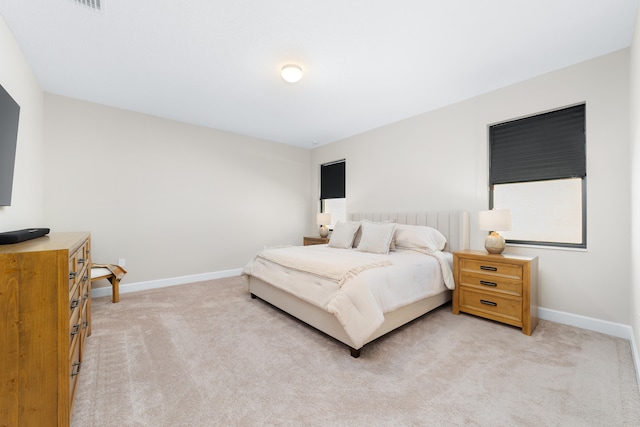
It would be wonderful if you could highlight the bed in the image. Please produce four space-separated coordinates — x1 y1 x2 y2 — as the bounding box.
242 211 470 357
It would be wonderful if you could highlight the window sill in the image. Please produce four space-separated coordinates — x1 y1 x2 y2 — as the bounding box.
506 243 587 253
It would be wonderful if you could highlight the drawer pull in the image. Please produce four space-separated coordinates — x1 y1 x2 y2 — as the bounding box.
82 320 89 329
71 361 81 377
69 271 77 279
78 258 87 264
70 299 80 309
70 323 81 336
480 266 497 271
83 274 88 282
480 280 497 287
480 299 497 307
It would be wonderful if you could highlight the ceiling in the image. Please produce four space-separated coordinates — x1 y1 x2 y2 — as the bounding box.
0 1 637 148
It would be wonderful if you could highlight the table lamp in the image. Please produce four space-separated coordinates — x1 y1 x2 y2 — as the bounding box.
317 213 332 238
478 209 512 254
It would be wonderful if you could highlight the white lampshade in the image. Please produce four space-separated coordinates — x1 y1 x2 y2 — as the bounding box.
478 209 512 232
317 212 332 225
281 64 303 83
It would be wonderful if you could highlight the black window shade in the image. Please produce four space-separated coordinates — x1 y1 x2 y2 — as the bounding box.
490 104 586 185
320 161 345 200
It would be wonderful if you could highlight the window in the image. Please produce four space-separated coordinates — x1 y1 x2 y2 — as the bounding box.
320 160 346 228
489 104 586 248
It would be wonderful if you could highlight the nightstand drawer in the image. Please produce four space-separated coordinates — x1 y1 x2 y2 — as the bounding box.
459 288 522 324
459 272 522 296
303 236 330 246
460 259 523 280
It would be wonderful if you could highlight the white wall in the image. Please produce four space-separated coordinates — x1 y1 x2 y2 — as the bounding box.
311 49 632 325
43 94 310 283
630 6 640 363
0 16 45 230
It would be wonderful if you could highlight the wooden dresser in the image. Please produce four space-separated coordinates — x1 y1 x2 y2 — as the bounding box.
0 232 91 426
452 249 538 335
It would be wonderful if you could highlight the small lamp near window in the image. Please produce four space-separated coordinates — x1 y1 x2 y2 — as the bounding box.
479 209 512 254
317 213 332 238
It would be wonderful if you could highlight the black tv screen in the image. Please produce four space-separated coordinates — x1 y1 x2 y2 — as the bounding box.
0 83 20 206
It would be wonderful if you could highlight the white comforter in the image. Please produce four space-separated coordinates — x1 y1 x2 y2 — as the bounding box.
242 245 454 348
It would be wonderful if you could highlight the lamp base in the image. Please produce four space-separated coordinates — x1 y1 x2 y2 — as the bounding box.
319 225 329 238
485 231 505 254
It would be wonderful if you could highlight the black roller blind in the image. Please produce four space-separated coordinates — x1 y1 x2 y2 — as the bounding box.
490 104 586 185
320 161 345 199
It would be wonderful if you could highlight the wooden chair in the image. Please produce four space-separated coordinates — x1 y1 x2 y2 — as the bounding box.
90 264 127 303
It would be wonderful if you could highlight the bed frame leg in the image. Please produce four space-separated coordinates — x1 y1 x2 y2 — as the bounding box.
250 293 257 299
349 347 361 358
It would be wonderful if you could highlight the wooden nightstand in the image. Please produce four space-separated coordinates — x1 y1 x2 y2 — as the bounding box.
303 236 330 246
452 250 538 335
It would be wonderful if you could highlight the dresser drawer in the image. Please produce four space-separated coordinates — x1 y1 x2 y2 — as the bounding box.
458 287 522 324
80 295 90 355
69 333 81 406
459 272 522 297
80 276 90 308
460 258 522 280
69 294 82 345
80 268 90 299
69 305 82 342
68 241 90 290
69 279 81 313
69 255 78 290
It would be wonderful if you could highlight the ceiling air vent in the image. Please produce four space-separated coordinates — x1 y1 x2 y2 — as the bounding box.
71 0 103 12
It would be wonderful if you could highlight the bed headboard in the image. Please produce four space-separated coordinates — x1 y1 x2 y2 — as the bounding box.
349 211 470 253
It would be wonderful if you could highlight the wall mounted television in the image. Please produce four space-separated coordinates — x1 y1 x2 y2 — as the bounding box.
0 83 20 206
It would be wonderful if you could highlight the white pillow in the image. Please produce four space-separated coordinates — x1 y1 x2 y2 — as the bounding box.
353 219 397 250
328 221 361 249
394 224 447 253
357 222 397 254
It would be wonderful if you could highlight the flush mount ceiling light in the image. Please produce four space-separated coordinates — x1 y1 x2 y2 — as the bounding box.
281 64 303 83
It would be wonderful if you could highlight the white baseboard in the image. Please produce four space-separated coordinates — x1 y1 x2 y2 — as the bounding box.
539 307 633 339
539 307 640 388
90 268 243 299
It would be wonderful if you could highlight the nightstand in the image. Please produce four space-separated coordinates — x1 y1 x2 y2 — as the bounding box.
452 250 538 335
303 236 330 246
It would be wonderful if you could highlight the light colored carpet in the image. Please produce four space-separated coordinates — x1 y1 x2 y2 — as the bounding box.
72 276 640 426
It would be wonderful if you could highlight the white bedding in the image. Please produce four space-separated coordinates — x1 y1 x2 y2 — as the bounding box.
242 245 454 348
